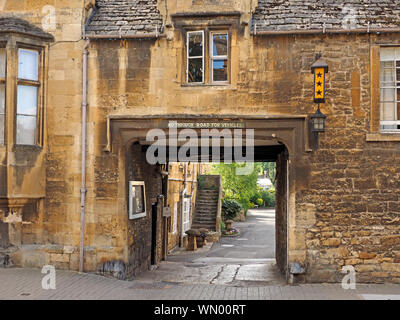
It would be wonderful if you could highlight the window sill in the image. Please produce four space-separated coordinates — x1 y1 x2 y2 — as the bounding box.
366 133 400 142
180 83 236 90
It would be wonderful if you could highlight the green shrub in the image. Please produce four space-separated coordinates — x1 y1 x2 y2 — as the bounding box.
220 220 226 231
197 175 206 189
249 192 261 204
256 198 263 206
222 199 242 220
249 202 255 209
261 189 275 207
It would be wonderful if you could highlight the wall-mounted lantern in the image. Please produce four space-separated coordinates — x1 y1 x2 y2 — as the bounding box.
311 106 326 133
310 55 328 149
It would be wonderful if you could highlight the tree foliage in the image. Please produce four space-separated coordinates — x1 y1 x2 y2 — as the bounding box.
210 162 262 212
261 162 277 187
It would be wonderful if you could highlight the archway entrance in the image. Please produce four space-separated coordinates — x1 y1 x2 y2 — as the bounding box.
110 116 310 283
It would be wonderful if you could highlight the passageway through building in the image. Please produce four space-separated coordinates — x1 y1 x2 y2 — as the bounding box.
115 116 309 284
129 142 289 286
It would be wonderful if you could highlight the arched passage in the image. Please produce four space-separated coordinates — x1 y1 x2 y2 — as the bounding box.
106 116 310 282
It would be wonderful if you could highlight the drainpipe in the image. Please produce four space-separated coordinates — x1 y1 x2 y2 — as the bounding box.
79 38 90 273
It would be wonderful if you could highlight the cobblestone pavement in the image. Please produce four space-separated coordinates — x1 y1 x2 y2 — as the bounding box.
148 209 285 286
1 267 400 300
2 209 400 300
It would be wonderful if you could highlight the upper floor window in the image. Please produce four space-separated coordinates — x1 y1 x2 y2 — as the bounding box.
0 44 45 147
0 47 5 145
211 32 228 83
0 17 53 147
186 30 229 85
16 48 40 145
380 47 400 132
187 31 204 83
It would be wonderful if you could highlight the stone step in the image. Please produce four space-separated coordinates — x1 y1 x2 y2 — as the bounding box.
196 206 217 210
197 194 218 198
196 197 218 202
196 201 218 206
193 221 215 226
195 211 216 215
196 207 218 212
196 203 218 207
195 211 217 216
194 216 216 222
198 189 219 193
192 223 216 229
192 226 216 231
194 213 217 220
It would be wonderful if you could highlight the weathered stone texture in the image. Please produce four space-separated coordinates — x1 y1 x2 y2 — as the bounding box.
253 0 400 32
85 0 163 36
125 143 163 278
2 0 400 285
0 17 54 40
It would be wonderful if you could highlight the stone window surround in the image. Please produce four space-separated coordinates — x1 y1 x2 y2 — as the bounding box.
184 27 232 86
0 34 48 149
368 44 400 142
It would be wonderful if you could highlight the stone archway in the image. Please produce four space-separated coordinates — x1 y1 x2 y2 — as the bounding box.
107 115 312 281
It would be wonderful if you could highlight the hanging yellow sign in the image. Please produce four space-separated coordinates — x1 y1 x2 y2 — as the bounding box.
311 58 329 104
314 67 325 102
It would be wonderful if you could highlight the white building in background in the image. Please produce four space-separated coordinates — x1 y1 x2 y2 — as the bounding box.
257 176 273 190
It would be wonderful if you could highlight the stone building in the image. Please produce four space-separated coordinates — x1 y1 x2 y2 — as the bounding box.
1 0 400 284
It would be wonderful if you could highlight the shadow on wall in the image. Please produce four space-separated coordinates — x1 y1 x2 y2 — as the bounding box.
97 260 127 280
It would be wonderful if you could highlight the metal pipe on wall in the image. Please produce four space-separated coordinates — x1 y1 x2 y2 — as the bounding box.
79 39 90 273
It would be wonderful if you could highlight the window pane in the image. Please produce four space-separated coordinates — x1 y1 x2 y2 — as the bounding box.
0 48 5 78
381 88 395 102
213 60 228 82
213 34 228 56
17 85 38 116
16 115 36 145
382 61 394 68
381 48 396 61
380 64 395 85
188 58 203 83
381 102 396 121
0 84 4 114
0 114 3 145
397 68 400 85
188 33 203 57
18 49 39 81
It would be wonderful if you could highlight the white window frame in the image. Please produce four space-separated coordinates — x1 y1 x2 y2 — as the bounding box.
182 195 191 233
129 181 147 220
380 47 400 132
186 30 204 84
16 47 40 145
210 31 229 84
0 47 5 145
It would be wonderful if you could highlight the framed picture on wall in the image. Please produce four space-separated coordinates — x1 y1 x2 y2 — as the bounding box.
129 181 146 219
